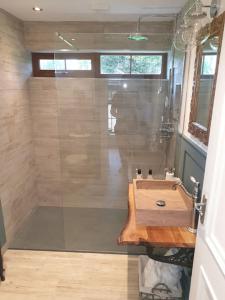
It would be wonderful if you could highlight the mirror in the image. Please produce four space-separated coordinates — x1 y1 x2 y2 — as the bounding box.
196 38 218 128
188 13 225 145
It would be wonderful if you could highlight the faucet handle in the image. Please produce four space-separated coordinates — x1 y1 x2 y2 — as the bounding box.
190 176 200 187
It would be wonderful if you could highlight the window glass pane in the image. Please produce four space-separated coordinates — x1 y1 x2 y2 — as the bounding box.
39 59 55 70
100 55 130 74
39 59 65 70
131 55 162 74
54 60 66 70
201 54 217 75
66 59 92 70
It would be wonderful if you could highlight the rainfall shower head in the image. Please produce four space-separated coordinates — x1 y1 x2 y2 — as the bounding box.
128 16 149 41
128 33 148 41
128 14 176 42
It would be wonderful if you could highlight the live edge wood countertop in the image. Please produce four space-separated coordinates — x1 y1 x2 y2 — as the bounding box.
118 184 196 248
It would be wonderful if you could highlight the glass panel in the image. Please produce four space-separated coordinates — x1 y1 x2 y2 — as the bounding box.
131 55 162 74
66 59 92 70
100 55 130 74
10 31 183 260
54 60 66 70
54 72 172 253
201 54 217 75
39 59 65 70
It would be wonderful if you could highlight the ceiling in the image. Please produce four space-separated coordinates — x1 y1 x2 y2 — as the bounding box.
0 0 187 22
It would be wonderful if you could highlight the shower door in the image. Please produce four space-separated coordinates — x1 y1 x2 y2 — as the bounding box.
54 48 176 252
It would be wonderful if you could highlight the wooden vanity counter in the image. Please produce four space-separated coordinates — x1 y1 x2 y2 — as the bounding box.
118 184 196 248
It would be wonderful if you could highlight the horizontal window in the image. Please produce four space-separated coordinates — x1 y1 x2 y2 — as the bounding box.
100 54 163 76
39 59 92 71
131 55 162 75
32 53 167 78
39 59 65 71
66 59 92 71
100 55 130 75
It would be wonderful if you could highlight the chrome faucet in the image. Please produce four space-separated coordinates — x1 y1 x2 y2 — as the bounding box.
188 176 200 234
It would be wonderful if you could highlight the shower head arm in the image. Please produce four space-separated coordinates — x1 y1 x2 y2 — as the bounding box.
137 16 141 33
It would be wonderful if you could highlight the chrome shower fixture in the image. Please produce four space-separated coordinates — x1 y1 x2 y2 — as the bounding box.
128 14 176 42
173 0 220 52
128 33 149 41
205 0 220 18
128 16 149 41
185 0 220 19
189 0 207 20
56 32 74 48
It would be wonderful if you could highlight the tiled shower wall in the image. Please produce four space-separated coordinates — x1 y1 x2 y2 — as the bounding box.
0 9 38 244
29 77 172 209
24 21 173 52
25 18 176 210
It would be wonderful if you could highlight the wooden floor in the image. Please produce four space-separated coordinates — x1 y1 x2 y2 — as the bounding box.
0 250 139 300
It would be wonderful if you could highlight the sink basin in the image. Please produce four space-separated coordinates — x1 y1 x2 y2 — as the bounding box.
133 179 193 227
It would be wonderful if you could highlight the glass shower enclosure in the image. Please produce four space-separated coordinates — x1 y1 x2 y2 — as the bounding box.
10 30 181 254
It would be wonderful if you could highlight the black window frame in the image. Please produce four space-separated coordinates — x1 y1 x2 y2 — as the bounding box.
32 52 168 79
32 53 97 78
96 53 167 79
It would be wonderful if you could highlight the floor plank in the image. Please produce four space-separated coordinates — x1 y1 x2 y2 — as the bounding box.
0 250 139 300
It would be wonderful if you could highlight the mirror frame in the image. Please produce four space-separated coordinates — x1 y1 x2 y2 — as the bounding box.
188 12 225 145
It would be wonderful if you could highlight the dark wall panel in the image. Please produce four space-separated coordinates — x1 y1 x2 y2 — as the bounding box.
176 135 207 194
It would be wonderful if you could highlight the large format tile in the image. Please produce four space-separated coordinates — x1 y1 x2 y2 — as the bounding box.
10 206 146 255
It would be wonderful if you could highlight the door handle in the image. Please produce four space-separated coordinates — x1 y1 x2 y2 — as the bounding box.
195 195 207 224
